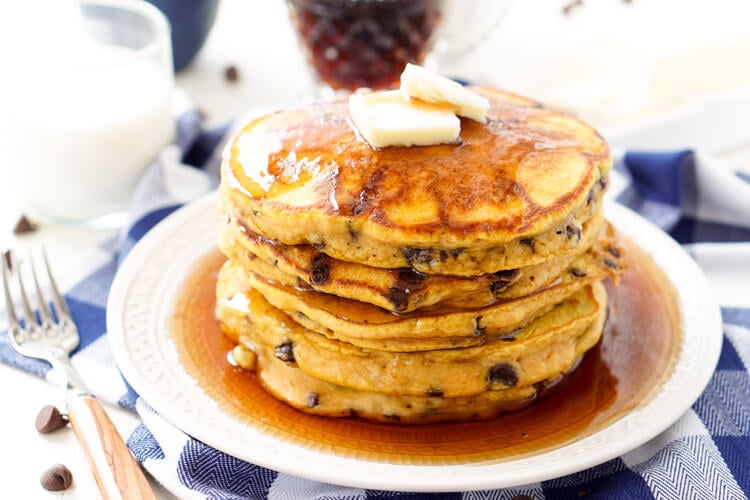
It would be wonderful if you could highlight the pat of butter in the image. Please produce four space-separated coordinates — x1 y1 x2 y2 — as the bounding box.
348 90 460 148
400 63 490 123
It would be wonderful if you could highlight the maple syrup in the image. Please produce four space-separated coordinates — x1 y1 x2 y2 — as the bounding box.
287 0 442 90
171 235 680 464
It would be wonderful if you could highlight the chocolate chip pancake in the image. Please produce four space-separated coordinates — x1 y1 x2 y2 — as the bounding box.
232 335 582 424
217 261 607 399
216 78 622 423
228 336 586 424
219 209 607 313
220 86 611 275
217 244 620 349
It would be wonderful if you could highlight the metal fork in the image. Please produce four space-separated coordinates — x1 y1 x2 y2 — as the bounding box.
2 250 156 499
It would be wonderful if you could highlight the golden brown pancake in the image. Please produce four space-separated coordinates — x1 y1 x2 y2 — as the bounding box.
217 247 620 347
217 263 607 398
220 87 611 274
216 83 622 423
230 337 584 424
219 209 608 312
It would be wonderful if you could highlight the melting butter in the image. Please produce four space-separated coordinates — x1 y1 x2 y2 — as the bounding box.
348 64 489 148
348 90 460 148
400 63 489 123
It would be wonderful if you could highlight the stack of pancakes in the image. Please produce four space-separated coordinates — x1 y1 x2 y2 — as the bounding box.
216 87 623 423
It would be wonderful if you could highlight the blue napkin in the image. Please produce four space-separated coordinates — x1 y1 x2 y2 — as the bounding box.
1 110 749 499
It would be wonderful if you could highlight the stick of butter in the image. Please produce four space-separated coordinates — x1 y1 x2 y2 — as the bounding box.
348 90 460 148
400 63 490 123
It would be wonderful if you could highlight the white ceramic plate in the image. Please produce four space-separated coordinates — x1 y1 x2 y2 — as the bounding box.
107 192 723 492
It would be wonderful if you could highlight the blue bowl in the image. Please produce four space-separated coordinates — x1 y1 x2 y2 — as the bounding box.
145 0 219 72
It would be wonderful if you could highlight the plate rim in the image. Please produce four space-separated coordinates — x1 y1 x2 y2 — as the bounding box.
107 191 723 492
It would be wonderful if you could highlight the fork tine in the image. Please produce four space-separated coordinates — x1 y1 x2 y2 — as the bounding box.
1 252 19 327
16 259 39 328
42 248 72 320
30 252 54 325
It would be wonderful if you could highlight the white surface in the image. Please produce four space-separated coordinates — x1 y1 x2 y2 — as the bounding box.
1 0 750 496
0 363 176 499
107 193 722 492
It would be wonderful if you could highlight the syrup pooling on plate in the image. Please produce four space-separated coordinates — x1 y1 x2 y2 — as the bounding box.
170 234 680 464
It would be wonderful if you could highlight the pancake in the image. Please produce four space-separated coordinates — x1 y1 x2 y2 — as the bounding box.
219 209 607 312
217 266 607 398
230 338 584 424
220 86 611 275
218 243 621 346
234 339 583 423
216 80 621 423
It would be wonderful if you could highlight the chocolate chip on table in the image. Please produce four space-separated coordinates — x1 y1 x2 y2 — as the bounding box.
488 363 519 388
562 0 583 15
13 214 38 235
274 342 295 363
35 405 68 434
224 65 239 83
40 464 73 491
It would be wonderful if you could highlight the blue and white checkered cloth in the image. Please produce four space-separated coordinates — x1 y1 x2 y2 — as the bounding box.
2 108 749 499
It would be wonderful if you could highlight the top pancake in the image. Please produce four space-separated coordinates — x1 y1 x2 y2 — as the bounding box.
221 86 611 265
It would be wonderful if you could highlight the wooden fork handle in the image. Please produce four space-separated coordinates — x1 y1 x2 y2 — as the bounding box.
68 395 157 499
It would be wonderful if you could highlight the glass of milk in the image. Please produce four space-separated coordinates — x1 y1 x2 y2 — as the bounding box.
0 0 174 227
